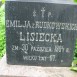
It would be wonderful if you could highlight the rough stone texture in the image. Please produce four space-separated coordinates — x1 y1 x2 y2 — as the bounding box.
0 54 77 77
6 1 77 67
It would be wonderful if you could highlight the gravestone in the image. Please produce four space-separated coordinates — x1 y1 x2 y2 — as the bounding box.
5 0 77 67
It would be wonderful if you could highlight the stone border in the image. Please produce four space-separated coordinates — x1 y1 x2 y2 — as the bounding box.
0 54 77 77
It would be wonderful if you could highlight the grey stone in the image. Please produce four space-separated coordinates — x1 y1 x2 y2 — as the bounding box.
0 54 77 77
6 1 77 66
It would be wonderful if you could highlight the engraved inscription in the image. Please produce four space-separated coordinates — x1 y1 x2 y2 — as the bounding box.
6 2 76 66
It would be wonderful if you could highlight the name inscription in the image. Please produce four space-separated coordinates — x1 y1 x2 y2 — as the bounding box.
6 1 76 66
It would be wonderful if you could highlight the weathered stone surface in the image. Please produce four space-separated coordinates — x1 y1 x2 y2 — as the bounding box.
6 1 77 66
0 55 77 77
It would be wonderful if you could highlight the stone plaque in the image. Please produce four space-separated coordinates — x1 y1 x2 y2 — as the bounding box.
5 0 77 67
